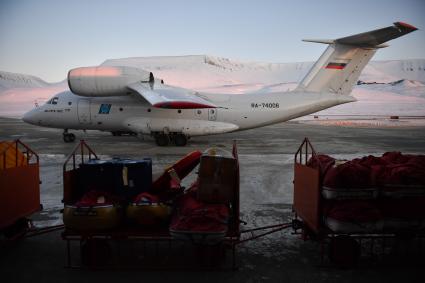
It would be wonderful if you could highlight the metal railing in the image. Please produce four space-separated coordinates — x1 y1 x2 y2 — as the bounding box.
1 139 39 169
294 137 317 165
63 140 98 173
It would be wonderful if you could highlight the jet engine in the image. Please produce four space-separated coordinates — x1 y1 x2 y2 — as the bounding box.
68 66 153 97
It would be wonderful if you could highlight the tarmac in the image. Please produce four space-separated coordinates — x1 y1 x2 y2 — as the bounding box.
1 116 425 282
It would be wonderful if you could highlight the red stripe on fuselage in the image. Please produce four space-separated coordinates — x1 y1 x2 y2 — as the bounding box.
325 65 345 70
153 101 215 109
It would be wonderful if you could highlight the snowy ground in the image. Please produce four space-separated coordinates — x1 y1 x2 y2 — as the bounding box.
2 117 425 232
1 118 425 281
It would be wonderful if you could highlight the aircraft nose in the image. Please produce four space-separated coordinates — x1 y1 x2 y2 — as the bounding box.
22 109 37 125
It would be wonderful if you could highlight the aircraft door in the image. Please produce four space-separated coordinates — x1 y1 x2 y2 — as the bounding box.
208 108 217 121
77 99 91 124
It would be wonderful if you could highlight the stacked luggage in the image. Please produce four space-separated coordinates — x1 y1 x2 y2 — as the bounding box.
63 158 153 230
126 150 202 226
169 148 238 244
63 149 238 240
63 144 239 246
63 191 122 231
307 152 425 233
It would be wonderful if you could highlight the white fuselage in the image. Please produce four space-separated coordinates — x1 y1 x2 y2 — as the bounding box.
23 85 355 137
22 22 417 141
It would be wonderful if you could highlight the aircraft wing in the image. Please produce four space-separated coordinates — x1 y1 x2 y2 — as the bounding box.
127 82 216 109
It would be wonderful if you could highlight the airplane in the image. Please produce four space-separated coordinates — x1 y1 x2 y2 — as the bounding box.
23 22 417 146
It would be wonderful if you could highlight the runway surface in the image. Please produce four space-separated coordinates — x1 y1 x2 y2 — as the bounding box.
1 117 425 282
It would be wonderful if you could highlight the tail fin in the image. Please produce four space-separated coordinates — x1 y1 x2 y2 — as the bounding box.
296 22 417 95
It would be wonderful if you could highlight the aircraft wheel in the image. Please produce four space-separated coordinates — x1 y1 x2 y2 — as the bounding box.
68 133 76 142
63 133 76 143
174 133 187 146
3 218 30 239
328 235 360 267
155 133 169 146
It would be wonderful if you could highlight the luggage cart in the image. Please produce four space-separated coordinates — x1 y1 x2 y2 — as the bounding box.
0 139 42 239
0 139 65 241
61 140 245 269
292 138 425 266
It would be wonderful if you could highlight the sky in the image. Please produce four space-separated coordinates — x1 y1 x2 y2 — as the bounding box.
1 0 424 82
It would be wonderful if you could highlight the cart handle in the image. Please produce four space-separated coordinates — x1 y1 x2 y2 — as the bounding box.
294 137 317 165
1 139 39 169
63 140 98 172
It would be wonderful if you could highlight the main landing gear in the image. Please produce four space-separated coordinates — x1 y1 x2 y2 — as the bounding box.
111 131 137 136
63 129 76 143
154 133 188 147
154 133 170 146
173 133 187 146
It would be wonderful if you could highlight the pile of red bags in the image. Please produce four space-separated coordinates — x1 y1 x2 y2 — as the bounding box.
308 152 425 233
309 152 425 189
323 200 383 224
170 189 229 234
75 191 120 207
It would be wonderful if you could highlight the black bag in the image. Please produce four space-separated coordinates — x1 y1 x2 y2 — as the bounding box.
111 158 152 200
78 160 116 196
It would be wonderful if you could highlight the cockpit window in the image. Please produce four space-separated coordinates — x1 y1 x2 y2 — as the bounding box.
46 97 59 105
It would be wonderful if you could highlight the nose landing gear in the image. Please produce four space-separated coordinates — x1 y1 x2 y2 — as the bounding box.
63 129 76 143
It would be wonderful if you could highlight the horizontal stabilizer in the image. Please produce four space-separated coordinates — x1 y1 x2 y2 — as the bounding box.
302 22 417 48
302 39 335 44
302 39 389 49
336 22 417 47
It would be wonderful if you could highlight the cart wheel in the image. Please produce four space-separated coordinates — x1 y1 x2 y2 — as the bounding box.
81 239 111 267
3 218 30 239
193 243 226 267
208 243 226 267
328 235 360 267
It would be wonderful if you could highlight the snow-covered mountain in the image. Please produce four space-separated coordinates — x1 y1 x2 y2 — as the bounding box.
102 56 425 89
364 60 425 83
102 55 312 90
0 71 69 91
0 71 51 91
0 71 68 117
1 56 424 117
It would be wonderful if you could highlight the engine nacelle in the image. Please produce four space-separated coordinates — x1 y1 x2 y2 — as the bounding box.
68 66 153 97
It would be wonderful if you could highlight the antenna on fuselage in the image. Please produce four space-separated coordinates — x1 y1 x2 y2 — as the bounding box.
149 72 154 89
